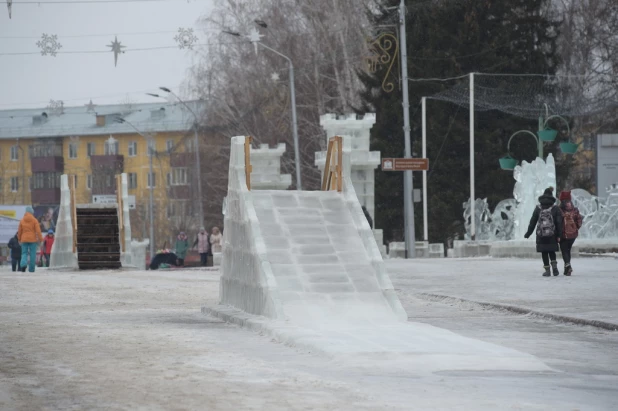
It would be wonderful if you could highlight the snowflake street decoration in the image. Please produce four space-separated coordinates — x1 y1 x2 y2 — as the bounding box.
174 28 198 50
46 99 64 116
36 34 62 57
245 28 263 55
7 0 12 19
270 72 280 82
107 36 126 67
85 99 96 112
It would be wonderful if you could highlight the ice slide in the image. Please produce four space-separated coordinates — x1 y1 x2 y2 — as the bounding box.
219 136 407 327
50 174 133 270
213 136 548 372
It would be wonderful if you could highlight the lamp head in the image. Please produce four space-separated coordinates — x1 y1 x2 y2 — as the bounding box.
222 30 241 37
254 19 268 28
159 87 172 93
146 93 161 98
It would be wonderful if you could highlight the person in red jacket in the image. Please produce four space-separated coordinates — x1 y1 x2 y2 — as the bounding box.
42 229 55 267
558 190 583 276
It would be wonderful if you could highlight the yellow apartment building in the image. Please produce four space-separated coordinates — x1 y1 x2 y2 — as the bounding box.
0 101 206 248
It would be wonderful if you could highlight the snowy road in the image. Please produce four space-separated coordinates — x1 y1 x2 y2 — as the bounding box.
1 260 617 410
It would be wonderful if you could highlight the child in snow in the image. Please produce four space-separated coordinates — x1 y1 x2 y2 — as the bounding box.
42 229 55 267
524 187 563 277
558 190 583 276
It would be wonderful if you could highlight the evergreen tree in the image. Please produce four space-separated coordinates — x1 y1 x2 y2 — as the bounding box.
358 0 563 245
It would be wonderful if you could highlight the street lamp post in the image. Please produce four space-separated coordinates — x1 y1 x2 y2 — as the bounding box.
154 89 205 227
116 118 156 261
222 29 302 190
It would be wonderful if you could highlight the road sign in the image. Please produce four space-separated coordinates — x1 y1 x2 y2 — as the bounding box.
382 158 429 171
92 195 116 204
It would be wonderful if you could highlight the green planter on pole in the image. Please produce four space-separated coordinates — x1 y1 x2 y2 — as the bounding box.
560 142 579 154
538 128 558 142
499 155 518 170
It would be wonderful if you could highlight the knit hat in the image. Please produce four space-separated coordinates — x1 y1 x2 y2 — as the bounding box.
559 190 571 201
25 206 34 214
48 229 54 234
543 186 554 196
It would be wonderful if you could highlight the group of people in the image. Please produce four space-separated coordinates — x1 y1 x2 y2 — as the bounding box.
524 187 583 277
174 226 222 267
7 206 56 273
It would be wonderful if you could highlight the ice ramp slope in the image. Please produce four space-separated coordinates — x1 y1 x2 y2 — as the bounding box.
220 136 407 325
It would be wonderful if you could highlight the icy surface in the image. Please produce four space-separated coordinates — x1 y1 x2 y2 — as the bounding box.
572 185 618 239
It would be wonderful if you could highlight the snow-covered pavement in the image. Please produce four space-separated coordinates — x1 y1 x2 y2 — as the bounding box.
387 257 618 326
1 260 617 410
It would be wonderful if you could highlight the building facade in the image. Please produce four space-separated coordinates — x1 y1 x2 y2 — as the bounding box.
0 101 205 247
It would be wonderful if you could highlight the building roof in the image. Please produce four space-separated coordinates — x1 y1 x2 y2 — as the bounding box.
0 101 205 140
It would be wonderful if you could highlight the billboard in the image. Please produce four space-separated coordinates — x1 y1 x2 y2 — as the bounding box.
0 216 20 244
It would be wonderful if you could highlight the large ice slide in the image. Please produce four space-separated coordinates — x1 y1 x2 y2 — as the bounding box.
220 136 407 326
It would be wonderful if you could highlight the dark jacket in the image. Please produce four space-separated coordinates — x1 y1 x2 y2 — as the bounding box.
8 235 21 259
525 194 563 252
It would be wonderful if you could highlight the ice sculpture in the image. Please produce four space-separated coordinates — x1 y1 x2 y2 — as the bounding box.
571 184 618 239
512 154 557 239
463 154 556 241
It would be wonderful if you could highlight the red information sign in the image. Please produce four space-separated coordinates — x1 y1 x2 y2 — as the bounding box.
381 158 429 171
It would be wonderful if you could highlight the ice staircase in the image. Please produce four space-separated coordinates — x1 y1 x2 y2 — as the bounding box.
50 174 133 270
75 206 121 269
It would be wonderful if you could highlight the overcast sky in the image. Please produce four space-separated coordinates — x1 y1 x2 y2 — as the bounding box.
0 0 215 110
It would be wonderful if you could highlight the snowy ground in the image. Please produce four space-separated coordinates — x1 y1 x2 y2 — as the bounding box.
1 258 617 410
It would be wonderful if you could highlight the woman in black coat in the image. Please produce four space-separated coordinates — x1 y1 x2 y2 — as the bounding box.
524 187 563 276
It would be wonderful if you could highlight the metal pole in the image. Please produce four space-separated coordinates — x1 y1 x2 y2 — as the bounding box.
537 115 544 158
422 97 428 242
399 0 416 258
257 42 302 190
469 72 475 241
288 62 302 190
193 125 204 224
148 143 155 259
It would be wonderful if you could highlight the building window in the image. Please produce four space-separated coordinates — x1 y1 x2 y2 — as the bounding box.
147 139 156 156
167 201 187 218
10 146 19 161
32 172 61 190
69 143 78 159
128 141 137 157
147 172 156 188
128 173 137 189
87 174 92 190
10 177 19 192
105 141 119 155
185 139 194 152
166 140 174 153
87 143 96 157
166 172 171 187
170 168 187 185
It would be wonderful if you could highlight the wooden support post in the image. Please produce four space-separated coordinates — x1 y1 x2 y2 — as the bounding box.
322 138 334 191
69 175 77 253
116 175 125 253
244 136 253 190
336 136 343 192
321 136 343 192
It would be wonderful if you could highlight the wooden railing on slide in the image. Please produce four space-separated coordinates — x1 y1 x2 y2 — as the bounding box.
321 136 343 192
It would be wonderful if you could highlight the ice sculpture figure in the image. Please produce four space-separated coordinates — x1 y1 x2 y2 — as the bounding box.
490 199 517 241
512 154 557 240
463 198 492 240
571 184 618 239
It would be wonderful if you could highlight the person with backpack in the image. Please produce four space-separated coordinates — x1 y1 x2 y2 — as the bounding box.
524 187 563 277
558 190 583 276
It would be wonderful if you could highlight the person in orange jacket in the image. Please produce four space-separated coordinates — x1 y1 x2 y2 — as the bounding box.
18 206 44 272
42 229 55 267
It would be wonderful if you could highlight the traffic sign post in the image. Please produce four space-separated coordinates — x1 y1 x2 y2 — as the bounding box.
382 158 429 171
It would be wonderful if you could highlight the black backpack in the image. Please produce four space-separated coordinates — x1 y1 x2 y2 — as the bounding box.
536 207 555 238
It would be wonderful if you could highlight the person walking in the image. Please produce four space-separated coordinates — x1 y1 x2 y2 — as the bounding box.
558 190 583 276
524 187 563 277
18 206 44 273
175 232 189 267
193 227 211 267
42 229 55 267
210 227 222 254
7 232 25 272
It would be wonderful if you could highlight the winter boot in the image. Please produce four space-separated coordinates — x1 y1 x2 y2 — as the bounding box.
542 266 551 277
564 264 572 276
551 261 560 276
